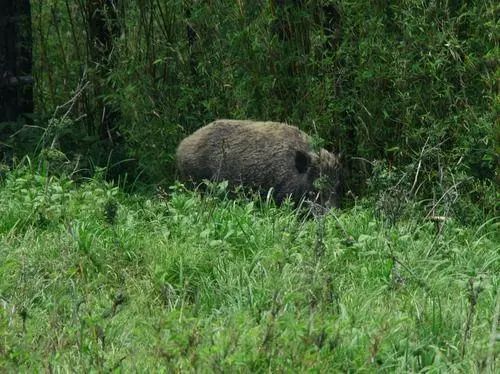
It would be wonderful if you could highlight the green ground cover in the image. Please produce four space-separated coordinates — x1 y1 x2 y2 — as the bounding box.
0 166 497 371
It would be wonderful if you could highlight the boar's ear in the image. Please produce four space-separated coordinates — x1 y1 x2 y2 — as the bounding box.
295 150 310 174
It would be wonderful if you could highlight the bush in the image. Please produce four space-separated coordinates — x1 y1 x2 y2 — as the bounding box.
7 1 494 207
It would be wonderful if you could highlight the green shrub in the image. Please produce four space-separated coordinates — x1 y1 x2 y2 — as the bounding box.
12 1 493 208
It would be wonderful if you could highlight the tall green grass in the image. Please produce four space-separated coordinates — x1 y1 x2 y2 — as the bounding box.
1 165 498 371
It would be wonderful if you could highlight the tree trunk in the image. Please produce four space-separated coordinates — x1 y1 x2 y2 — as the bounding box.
86 0 120 143
0 0 33 123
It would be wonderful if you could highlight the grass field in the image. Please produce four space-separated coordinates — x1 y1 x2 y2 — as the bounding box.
0 166 498 371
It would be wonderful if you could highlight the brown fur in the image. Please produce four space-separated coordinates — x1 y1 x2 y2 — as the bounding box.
176 119 341 207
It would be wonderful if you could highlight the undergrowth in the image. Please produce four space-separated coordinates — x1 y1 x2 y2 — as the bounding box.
0 165 498 371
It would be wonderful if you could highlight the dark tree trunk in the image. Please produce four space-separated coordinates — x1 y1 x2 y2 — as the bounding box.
0 0 33 123
185 3 197 75
86 0 120 143
271 0 306 45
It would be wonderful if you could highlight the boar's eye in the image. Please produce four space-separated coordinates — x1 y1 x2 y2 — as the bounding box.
294 150 310 174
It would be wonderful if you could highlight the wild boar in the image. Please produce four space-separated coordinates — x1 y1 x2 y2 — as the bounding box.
176 119 342 207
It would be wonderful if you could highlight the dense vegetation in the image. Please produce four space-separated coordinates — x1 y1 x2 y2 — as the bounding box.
0 165 498 371
0 0 497 371
1 1 497 216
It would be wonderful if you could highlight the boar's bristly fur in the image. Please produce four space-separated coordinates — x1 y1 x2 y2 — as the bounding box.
176 119 341 207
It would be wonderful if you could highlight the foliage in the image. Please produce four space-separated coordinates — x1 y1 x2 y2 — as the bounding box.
6 0 492 205
0 166 498 371
1 3 497 369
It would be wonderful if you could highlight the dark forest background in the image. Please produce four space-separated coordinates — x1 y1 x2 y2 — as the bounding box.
1 0 497 222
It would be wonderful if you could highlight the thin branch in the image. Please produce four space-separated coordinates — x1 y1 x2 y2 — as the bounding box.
424 178 469 220
53 73 90 122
